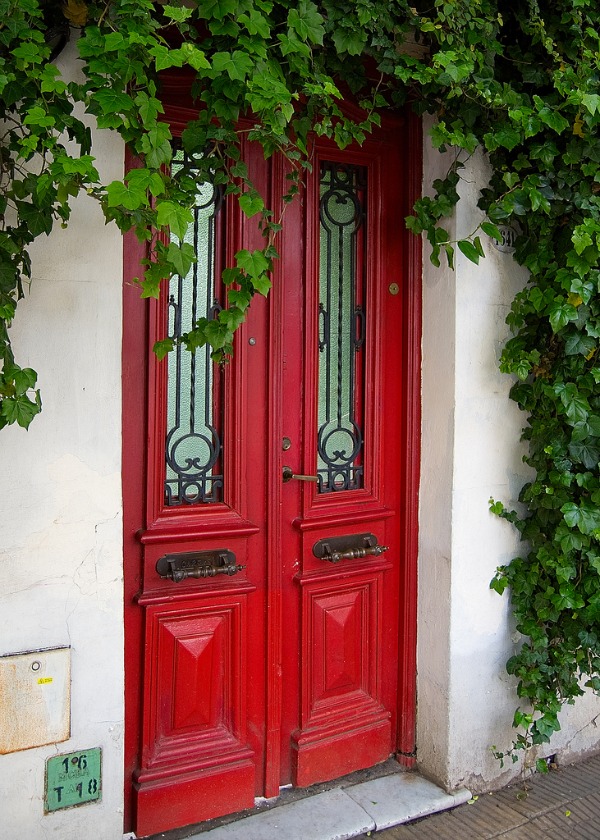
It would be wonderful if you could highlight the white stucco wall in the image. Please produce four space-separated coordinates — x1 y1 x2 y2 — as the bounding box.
418 127 600 792
0 40 125 839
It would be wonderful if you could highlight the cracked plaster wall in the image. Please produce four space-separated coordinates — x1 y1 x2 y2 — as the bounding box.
417 122 600 794
0 39 125 839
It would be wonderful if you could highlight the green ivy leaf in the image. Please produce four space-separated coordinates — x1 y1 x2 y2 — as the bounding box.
198 0 237 18
568 441 600 469
581 94 600 116
457 239 481 265
238 9 271 38
167 242 196 277
572 227 594 256
162 4 195 23
235 248 270 279
139 124 173 168
92 89 134 116
288 0 325 45
333 28 367 56
106 180 148 210
557 383 590 422
227 289 252 309
156 201 193 239
153 338 175 360
564 502 600 533
17 202 53 236
252 273 272 296
180 43 211 71
484 126 521 151
549 301 578 333
533 96 570 134
212 50 254 81
12 367 37 395
481 221 503 243
564 333 596 357
1 393 40 429
22 105 55 128
127 169 165 198
238 192 264 218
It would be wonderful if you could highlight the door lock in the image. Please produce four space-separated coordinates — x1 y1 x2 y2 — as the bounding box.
282 465 319 483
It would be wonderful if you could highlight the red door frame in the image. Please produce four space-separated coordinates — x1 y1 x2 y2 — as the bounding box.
122 104 422 832
396 112 422 765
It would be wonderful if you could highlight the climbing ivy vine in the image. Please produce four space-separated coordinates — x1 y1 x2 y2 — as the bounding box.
1 0 600 770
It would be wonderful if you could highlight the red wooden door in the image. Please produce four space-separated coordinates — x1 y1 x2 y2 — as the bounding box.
123 107 420 838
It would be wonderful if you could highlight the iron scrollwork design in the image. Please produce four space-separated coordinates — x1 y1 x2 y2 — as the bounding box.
164 154 225 505
317 162 367 492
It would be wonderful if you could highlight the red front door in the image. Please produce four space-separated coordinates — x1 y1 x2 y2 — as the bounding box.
123 108 420 838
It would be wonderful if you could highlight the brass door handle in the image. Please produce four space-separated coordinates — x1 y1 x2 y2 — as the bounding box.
313 533 389 563
282 465 319 483
156 549 245 583
319 544 389 563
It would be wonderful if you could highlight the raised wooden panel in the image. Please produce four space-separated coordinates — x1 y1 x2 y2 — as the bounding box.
312 589 364 704
133 594 255 835
292 567 392 786
304 572 384 725
144 598 246 766
171 617 224 732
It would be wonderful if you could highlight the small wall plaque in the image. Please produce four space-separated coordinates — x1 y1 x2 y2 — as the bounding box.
45 748 102 812
491 224 519 253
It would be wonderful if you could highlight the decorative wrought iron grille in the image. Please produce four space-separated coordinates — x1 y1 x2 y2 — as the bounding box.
317 162 367 492
164 151 224 505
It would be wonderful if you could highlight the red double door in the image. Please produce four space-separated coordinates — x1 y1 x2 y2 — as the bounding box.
123 108 420 838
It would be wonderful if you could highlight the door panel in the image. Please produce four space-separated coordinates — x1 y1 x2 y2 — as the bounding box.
123 102 419 837
134 596 256 837
278 134 404 788
293 568 392 786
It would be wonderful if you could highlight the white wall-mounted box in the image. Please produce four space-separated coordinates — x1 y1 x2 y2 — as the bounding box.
0 647 71 753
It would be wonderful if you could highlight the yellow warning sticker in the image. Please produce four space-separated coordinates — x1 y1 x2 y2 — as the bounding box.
38 677 53 685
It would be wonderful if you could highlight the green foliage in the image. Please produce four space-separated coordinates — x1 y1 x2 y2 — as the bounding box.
2 0 600 767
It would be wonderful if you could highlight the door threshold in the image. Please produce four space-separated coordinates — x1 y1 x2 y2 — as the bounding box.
130 761 471 840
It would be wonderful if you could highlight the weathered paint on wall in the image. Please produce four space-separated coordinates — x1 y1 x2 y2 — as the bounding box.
0 648 71 754
418 127 600 793
0 40 125 839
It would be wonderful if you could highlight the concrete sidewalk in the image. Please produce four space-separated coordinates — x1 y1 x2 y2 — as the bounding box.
145 752 600 840
360 752 600 839
144 759 470 840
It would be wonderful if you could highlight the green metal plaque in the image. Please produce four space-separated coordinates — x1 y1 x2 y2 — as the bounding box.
45 748 102 812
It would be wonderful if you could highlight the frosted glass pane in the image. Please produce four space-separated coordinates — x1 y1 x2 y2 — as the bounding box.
164 150 224 505
317 163 367 492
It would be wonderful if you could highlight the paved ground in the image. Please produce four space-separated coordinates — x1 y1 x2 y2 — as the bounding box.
361 752 600 839
146 751 600 840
